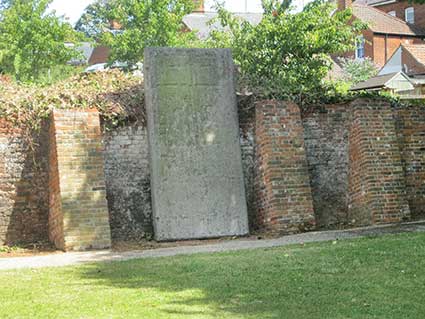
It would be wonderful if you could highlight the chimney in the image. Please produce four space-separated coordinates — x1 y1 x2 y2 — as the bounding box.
193 0 204 13
337 0 353 11
110 20 122 30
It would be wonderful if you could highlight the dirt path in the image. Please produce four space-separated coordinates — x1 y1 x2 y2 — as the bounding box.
1 221 424 271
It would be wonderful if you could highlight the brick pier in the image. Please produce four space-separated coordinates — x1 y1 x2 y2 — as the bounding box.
348 99 410 224
255 100 316 234
49 109 111 251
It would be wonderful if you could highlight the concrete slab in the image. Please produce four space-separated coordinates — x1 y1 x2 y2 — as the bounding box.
144 48 249 241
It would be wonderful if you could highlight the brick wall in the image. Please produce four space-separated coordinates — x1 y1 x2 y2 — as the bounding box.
255 100 316 234
396 104 425 219
103 125 153 241
348 99 411 224
0 121 49 246
302 104 351 227
1 98 425 247
342 26 423 68
256 99 425 230
48 116 64 248
373 35 420 67
374 2 425 29
49 109 111 251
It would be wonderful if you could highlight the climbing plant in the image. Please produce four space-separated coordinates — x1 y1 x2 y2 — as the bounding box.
0 70 145 149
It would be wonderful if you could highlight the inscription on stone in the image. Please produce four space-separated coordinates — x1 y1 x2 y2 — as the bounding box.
144 48 249 240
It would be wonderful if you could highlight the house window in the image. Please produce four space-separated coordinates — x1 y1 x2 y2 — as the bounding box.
388 11 396 17
405 7 414 24
355 36 365 60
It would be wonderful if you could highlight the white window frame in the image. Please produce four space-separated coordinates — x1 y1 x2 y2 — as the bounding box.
388 10 396 17
355 36 365 60
405 7 414 24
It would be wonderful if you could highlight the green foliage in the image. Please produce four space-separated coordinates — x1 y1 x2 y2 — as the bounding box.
339 57 378 85
75 0 113 39
0 0 83 83
95 0 199 65
0 70 145 143
0 245 20 253
319 80 354 103
36 65 85 86
207 0 365 104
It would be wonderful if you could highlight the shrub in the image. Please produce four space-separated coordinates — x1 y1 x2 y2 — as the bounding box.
207 0 365 105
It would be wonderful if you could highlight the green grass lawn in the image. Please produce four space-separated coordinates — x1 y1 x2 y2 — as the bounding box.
1 233 425 319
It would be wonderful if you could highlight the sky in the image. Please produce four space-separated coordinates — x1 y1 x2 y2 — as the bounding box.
49 0 311 25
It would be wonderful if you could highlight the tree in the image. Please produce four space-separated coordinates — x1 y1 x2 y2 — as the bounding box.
0 0 82 82
75 0 112 39
339 57 378 84
97 0 198 65
207 0 365 103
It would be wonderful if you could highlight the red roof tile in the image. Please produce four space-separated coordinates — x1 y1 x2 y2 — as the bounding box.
88 46 110 65
402 43 425 67
353 4 425 36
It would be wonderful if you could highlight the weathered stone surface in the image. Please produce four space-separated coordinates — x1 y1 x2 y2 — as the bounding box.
104 125 153 241
0 120 49 246
144 48 249 241
302 104 351 227
238 95 257 231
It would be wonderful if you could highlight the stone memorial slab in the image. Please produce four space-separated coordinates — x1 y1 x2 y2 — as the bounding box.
144 48 249 241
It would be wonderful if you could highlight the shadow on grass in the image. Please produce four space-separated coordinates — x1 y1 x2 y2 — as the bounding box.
77 249 294 318
75 233 425 318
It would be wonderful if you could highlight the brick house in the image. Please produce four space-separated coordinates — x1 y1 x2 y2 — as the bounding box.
352 43 425 97
377 43 425 97
88 45 110 65
350 71 414 92
379 43 425 75
339 0 425 67
363 0 425 28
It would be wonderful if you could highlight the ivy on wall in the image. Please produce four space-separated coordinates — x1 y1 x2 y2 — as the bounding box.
0 70 145 146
